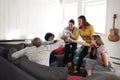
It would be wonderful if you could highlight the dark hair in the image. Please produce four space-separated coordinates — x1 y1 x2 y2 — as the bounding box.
78 15 90 29
44 32 55 41
69 19 75 25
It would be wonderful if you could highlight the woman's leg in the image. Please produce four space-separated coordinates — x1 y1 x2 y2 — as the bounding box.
93 62 114 71
73 46 84 65
85 59 98 76
76 46 89 72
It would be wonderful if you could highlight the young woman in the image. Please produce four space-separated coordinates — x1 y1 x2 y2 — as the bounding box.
62 19 78 65
69 15 95 73
85 35 114 76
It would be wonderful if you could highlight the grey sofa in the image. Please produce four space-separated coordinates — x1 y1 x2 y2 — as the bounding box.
83 71 120 80
0 43 67 80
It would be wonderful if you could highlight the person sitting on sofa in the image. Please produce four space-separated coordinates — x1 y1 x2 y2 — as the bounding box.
85 35 114 76
12 36 67 66
69 35 114 76
43 32 57 45
43 32 60 66
62 19 78 66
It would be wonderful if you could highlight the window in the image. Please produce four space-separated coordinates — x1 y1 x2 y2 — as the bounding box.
82 0 107 33
62 2 78 28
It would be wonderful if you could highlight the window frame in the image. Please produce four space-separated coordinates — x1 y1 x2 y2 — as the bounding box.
82 0 107 34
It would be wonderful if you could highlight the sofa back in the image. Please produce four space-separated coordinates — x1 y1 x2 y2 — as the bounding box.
0 43 32 59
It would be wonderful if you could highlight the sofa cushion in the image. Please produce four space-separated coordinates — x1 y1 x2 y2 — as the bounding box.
52 46 65 55
8 48 17 61
67 76 82 80
0 46 6 56
15 57 68 80
83 71 120 80
0 46 9 59
0 43 24 59
0 56 37 80
0 43 24 51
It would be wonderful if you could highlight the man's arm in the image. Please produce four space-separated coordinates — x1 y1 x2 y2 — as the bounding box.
49 40 64 52
12 48 27 60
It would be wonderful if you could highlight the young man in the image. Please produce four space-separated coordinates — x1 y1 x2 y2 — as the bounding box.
43 32 56 45
62 19 78 66
12 37 67 66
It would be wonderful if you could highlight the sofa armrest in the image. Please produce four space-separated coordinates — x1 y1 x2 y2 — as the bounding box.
0 56 37 80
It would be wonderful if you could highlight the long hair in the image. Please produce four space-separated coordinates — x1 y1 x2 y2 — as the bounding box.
78 15 90 29
92 35 104 46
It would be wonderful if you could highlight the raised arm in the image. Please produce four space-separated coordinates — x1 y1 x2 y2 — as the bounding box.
49 40 64 52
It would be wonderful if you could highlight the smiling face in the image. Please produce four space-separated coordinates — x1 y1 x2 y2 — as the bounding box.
68 22 74 30
78 18 83 27
44 32 55 41
48 36 54 41
68 19 75 31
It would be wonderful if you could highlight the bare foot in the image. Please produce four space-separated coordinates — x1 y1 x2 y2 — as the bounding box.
73 70 78 75
67 62 72 67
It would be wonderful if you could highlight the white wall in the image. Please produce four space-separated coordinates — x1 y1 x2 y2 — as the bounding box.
0 0 63 40
77 0 120 59
105 0 120 58
62 0 78 4
0 0 120 59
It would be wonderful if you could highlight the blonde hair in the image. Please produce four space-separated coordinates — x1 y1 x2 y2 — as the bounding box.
92 35 104 46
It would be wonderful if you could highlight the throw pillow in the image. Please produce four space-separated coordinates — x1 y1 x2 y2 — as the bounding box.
52 46 65 55
8 48 17 61
67 76 82 80
0 46 9 59
0 46 6 56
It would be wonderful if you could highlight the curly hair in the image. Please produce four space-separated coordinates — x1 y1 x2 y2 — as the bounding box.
44 32 55 41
